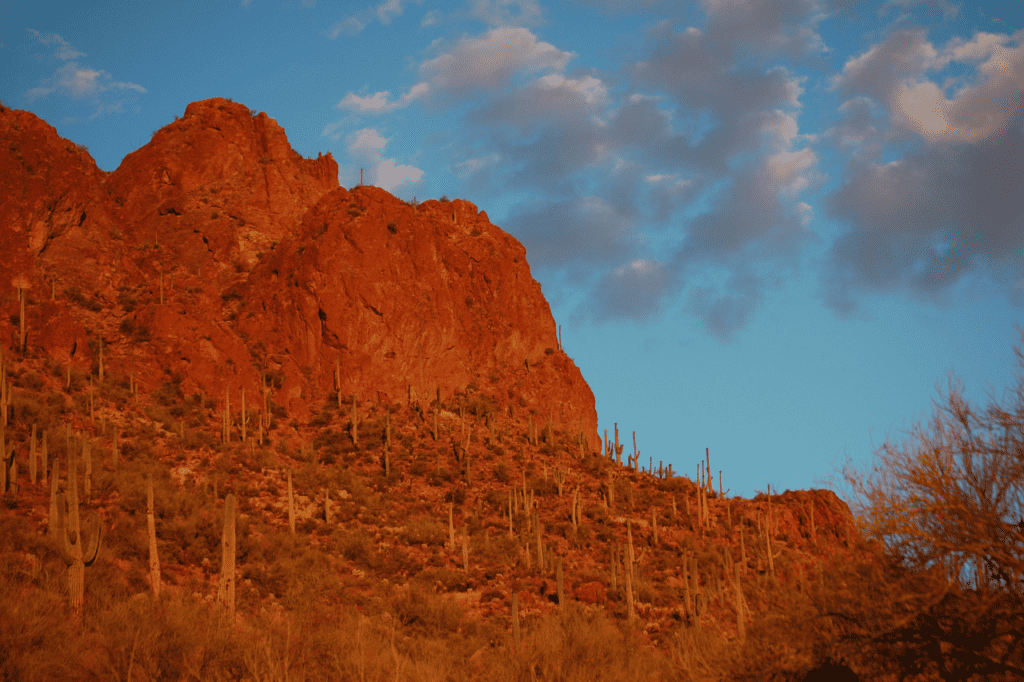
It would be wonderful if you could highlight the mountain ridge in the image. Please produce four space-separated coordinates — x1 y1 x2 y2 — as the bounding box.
0 96 599 443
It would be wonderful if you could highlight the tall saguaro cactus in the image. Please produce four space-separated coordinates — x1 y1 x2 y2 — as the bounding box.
240 388 247 443
147 474 161 598
625 521 636 622
287 469 295 535
350 395 359 446
218 493 237 619
1 436 16 495
56 454 102 618
48 458 60 542
29 424 37 484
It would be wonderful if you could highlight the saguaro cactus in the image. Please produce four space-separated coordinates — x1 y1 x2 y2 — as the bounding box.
734 563 746 641
1 438 16 495
556 557 564 608
56 454 102 618
613 423 623 465
448 503 455 550
350 395 359 446
287 469 295 535
512 592 521 655
82 439 92 500
41 430 48 485
240 388 247 443
147 474 161 598
29 424 37 484
625 521 636 621
218 493 237 618
48 458 60 542
18 283 26 353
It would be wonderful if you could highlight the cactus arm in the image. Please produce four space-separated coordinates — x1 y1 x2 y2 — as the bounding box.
82 512 102 565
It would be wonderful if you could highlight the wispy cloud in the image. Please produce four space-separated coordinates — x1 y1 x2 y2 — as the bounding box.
326 17 368 38
336 83 429 113
25 29 85 60
327 0 409 38
23 29 146 117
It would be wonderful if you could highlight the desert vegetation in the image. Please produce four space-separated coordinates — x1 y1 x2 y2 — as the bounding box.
1 324 1023 681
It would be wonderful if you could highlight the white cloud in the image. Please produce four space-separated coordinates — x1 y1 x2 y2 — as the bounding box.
344 128 424 194
376 157 425 192
419 26 573 96
327 0 408 38
336 83 429 114
421 9 440 26
453 153 501 177
25 29 85 60
23 31 146 108
765 146 819 200
327 16 368 38
536 74 608 106
339 91 397 113
376 0 404 24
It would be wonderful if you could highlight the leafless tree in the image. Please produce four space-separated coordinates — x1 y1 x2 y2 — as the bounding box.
839 324 1024 597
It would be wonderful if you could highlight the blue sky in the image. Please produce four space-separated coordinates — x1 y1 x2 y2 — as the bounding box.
2 0 1022 513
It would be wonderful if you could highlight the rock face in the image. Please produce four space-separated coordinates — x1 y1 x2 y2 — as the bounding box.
0 97 599 446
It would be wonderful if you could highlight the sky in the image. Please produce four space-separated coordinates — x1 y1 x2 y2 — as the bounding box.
1 0 1023 516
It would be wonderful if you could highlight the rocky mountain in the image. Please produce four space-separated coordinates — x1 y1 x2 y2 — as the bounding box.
0 97 598 442
0 98 935 681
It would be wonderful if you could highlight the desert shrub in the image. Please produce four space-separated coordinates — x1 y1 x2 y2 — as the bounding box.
484 488 506 511
64 286 103 312
581 452 605 477
152 374 184 408
118 317 151 344
10 392 52 430
392 586 468 641
443 486 467 506
399 517 447 547
144 404 177 432
264 369 285 390
17 372 45 392
331 527 380 569
412 567 470 593
473 533 519 565
467 394 498 419
492 461 510 484
530 477 559 497
117 289 137 312
505 604 672 681
309 409 331 428
584 504 609 524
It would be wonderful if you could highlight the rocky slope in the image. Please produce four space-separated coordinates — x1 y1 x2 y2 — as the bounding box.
0 97 598 442
0 97 899 680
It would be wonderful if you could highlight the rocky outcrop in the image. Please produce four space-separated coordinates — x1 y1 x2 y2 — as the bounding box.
0 97 599 447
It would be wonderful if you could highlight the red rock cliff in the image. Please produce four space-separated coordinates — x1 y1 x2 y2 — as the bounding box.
0 97 599 449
